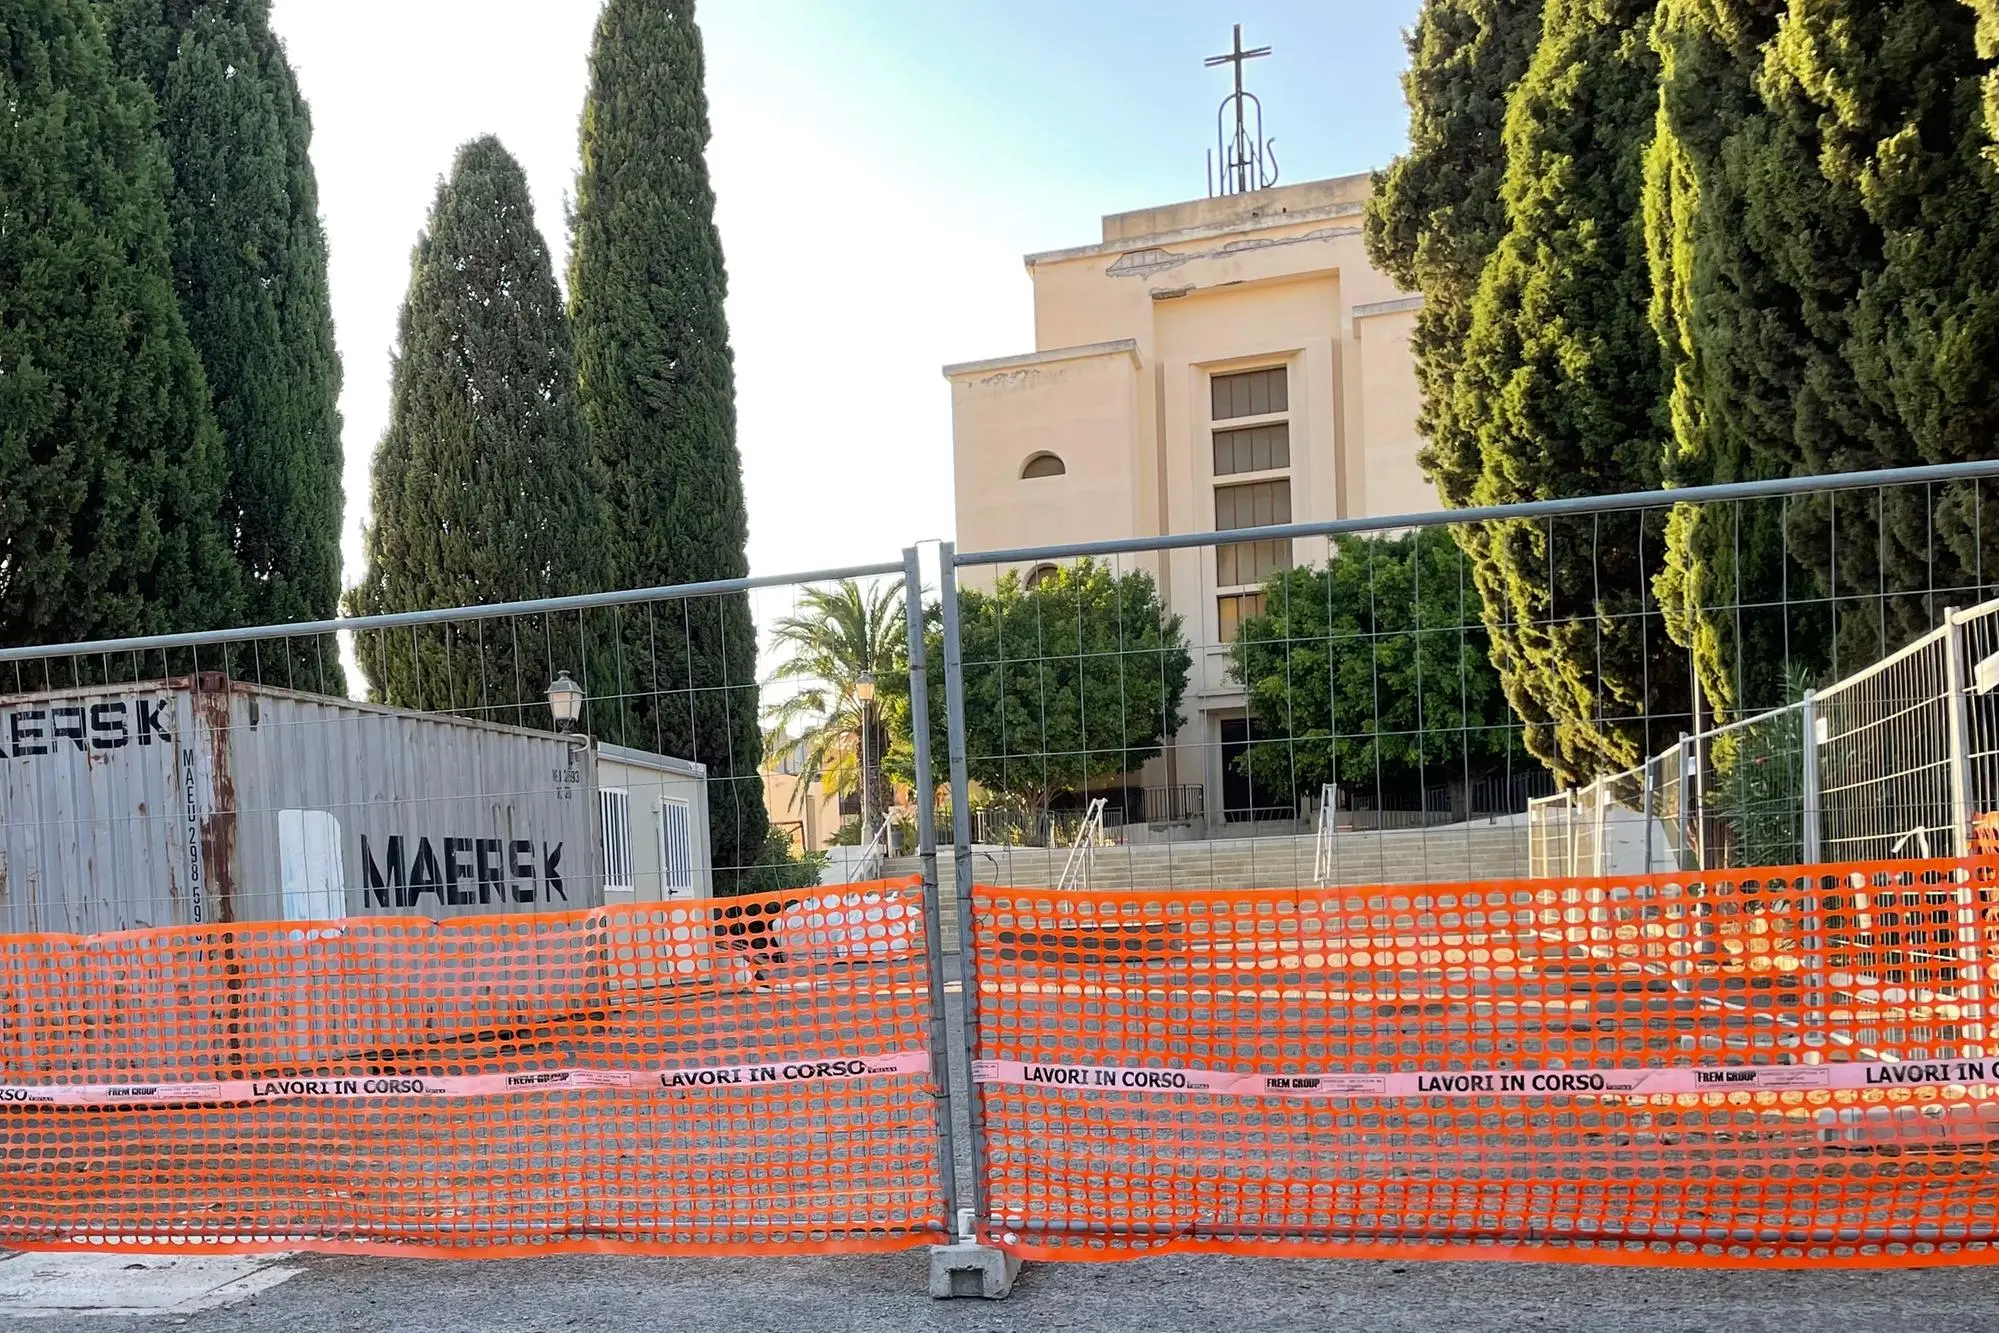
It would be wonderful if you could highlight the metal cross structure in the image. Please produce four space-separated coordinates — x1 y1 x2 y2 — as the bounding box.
1205 22 1278 196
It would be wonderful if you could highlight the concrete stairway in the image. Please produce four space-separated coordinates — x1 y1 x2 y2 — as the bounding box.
874 823 1529 953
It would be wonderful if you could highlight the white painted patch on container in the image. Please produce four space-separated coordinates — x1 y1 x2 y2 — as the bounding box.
279 808 345 921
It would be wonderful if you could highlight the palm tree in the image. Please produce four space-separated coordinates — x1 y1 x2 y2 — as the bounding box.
763 579 910 843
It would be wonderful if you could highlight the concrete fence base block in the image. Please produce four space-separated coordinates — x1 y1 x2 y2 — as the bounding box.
928 1242 1021 1299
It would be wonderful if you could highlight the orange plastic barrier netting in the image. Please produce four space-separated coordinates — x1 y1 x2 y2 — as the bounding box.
969 858 1999 1267
0 877 944 1256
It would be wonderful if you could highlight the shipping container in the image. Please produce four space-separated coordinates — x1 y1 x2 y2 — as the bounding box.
595 744 714 905
0 675 711 936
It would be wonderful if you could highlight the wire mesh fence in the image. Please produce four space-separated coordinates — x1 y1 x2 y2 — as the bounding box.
939 525 1552 895
937 464 1999 1268
4 468 1984 927
5 462 1999 1267
942 473 1999 895
1816 637 1957 863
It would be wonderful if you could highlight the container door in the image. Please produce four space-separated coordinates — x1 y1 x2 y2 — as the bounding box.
658 798 695 900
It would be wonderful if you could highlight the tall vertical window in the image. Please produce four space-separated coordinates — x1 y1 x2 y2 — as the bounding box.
1213 423 1289 475
1211 365 1292 640
600 788 634 893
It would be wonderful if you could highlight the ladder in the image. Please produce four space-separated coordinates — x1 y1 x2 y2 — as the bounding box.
1055 798 1108 892
1314 783 1337 886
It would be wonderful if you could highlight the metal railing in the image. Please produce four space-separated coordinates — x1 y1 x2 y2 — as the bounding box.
1054 797 1108 891
1138 784 1205 823
854 812 895 881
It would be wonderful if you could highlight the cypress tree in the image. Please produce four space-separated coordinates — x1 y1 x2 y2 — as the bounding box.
1643 0 1812 718
1643 2 1999 702
0 0 238 648
1453 0 1688 784
1824 2 1999 650
349 137 610 720
103 0 346 689
1645 0 1927 689
570 0 768 886
1974 1 1999 142
1364 0 1544 510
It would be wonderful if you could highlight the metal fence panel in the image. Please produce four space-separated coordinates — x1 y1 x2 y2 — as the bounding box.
942 525 1555 896
1650 742 1692 872
0 881 943 1253
1696 703 1811 871
1525 595 1999 878
1527 792 1572 879
4 462 1999 1267
0 564 964 1255
1958 603 1999 848
938 465 1999 1273
968 858 1999 1266
1816 637 1955 863
942 475 1999 894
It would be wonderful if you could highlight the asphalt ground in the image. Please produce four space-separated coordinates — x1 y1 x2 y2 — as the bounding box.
10 1248 1999 1332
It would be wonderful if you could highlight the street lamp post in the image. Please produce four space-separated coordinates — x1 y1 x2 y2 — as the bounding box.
546 671 585 735
855 670 877 845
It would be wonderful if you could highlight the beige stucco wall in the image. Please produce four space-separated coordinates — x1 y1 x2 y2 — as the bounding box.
947 343 1144 566
1352 301 1431 519
952 176 1428 556
762 766 844 853
1098 174 1372 245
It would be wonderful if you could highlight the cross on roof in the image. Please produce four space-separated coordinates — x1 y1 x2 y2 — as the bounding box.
1203 23 1272 102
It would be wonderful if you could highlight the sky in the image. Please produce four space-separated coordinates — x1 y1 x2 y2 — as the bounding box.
268 0 1424 592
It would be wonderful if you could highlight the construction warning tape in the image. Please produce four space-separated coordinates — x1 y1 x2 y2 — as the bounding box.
972 1055 1999 1098
0 1050 930 1107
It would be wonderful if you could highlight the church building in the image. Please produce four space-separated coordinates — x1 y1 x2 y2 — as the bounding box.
942 33 1434 832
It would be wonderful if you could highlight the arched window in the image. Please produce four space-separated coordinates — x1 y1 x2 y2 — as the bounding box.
1025 563 1059 590
1020 452 1066 479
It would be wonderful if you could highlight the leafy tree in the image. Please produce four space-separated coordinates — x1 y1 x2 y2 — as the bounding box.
348 137 610 721
735 828 826 894
763 580 910 836
103 0 345 688
1453 0 1689 785
928 562 1190 820
0 0 238 648
1228 530 1519 806
570 0 766 885
1365 0 1543 510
